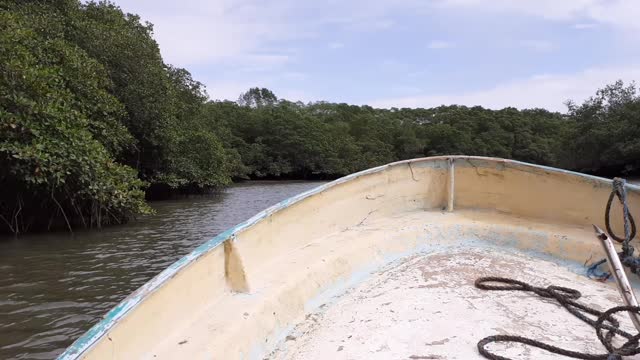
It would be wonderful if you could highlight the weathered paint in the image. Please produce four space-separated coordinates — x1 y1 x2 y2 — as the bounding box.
268 248 635 360
58 156 640 359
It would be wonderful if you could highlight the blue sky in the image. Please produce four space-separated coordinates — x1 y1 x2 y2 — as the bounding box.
113 0 640 111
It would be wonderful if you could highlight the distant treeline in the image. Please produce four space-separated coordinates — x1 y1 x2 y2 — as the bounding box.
2 0 640 234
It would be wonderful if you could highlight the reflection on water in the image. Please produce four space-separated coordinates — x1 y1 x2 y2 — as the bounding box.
0 181 325 360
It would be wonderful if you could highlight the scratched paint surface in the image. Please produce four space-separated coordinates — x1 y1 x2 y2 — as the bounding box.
269 248 640 360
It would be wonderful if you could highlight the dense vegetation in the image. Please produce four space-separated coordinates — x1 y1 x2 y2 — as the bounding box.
1 0 640 234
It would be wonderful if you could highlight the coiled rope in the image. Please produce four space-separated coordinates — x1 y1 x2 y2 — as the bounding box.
605 178 636 254
604 178 640 276
475 178 640 358
588 178 639 279
475 277 640 360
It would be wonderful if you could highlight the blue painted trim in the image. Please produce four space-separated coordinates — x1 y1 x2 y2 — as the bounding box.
57 156 633 359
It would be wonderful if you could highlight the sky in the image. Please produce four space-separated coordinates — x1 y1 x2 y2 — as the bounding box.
111 0 640 112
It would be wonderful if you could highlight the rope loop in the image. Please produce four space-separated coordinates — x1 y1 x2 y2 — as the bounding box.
474 277 529 291
605 178 636 247
475 276 640 360
591 177 638 280
595 306 640 356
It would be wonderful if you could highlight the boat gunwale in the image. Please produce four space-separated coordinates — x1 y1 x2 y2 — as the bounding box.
57 155 638 359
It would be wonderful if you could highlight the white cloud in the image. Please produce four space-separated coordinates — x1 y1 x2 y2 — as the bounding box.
111 0 410 67
367 65 640 111
587 0 640 30
107 0 640 108
428 40 455 49
437 0 594 20
113 0 297 66
112 0 640 69
438 0 640 30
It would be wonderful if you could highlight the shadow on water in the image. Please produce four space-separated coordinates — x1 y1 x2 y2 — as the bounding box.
0 181 326 360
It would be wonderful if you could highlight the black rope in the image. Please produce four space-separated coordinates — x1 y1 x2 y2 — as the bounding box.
605 178 636 252
589 178 639 279
475 277 640 360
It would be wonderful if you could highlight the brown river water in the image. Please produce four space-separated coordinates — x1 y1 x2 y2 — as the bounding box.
0 181 326 360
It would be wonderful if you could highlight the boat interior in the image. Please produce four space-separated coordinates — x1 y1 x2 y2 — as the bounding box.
61 156 640 360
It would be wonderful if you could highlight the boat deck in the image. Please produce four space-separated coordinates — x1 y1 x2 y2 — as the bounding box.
269 247 630 359
147 209 635 359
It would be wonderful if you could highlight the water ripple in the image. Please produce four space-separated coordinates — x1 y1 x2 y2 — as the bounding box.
0 181 324 360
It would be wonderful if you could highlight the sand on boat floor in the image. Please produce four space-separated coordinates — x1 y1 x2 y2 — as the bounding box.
268 248 640 360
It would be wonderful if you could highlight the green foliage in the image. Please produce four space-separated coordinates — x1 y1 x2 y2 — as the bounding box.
0 7 149 233
70 2 183 177
567 80 640 173
207 99 575 180
2 0 639 234
0 0 231 233
157 66 231 188
64 1 232 188
238 87 278 108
